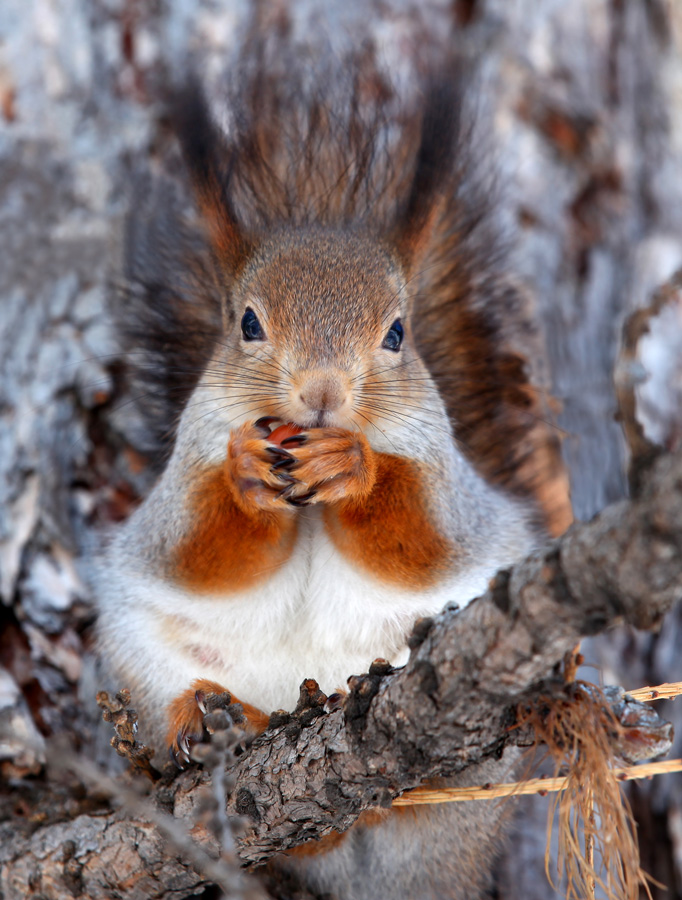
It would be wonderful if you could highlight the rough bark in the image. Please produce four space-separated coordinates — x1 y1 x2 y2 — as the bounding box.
226 446 682 862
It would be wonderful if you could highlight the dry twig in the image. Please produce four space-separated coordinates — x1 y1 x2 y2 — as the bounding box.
391 759 682 804
97 689 159 781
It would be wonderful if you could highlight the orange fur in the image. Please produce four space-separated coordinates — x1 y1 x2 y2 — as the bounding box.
167 677 269 755
284 805 435 860
175 85 253 275
285 809 393 858
287 429 378 504
525 438 573 537
172 462 298 592
198 185 250 273
323 453 453 589
285 829 354 859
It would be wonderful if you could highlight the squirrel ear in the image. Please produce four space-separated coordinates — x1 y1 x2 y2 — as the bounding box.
393 76 463 278
173 80 252 274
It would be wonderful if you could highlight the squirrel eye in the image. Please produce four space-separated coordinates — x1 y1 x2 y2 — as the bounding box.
382 319 403 352
241 308 265 341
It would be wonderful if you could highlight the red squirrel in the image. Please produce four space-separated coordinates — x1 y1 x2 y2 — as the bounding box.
96 39 571 900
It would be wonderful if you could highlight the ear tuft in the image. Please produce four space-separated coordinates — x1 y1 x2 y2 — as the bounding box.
173 80 252 273
394 72 465 274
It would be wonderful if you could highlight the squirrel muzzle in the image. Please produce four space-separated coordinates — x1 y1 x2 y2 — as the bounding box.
289 368 353 428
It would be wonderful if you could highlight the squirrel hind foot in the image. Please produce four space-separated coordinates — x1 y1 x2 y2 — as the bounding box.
166 678 270 768
166 678 233 767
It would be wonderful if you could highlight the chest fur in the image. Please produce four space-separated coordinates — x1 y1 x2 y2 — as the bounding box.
134 510 478 713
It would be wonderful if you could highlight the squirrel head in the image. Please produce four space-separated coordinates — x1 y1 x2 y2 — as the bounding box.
217 227 431 433
123 69 570 533
174 79 460 436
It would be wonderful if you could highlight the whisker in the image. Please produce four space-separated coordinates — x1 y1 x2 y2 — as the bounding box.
351 410 400 454
359 398 445 418
356 403 453 439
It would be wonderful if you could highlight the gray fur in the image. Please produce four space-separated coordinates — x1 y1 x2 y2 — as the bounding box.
284 757 520 900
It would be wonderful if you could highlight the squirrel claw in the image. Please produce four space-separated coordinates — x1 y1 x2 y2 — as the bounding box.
275 483 298 501
255 416 281 432
271 456 296 471
169 744 184 769
265 448 295 463
273 471 297 484
280 433 308 446
287 490 317 507
170 737 191 770
177 729 191 757
195 690 207 714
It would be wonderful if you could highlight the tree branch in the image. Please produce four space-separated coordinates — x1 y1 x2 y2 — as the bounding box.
2 449 681 897
226 448 682 863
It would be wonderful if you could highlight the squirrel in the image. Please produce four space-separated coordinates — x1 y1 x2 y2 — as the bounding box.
95 34 572 900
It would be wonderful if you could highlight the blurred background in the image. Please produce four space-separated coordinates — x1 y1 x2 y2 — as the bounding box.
1 1 681 897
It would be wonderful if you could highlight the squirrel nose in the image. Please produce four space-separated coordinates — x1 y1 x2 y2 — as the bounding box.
298 372 347 413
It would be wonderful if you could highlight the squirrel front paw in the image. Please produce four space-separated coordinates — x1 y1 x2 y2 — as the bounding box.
278 427 378 505
227 422 377 510
226 420 309 513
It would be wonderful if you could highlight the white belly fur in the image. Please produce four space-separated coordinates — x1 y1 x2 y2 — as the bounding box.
107 507 495 715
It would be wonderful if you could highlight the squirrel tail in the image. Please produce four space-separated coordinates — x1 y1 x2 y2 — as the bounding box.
113 36 571 534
